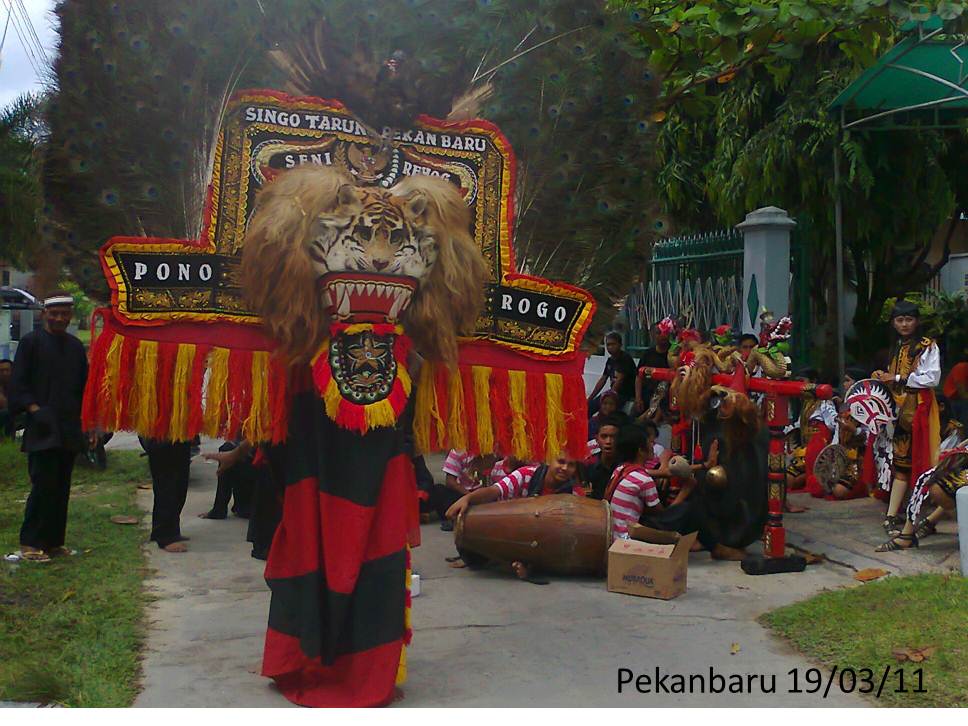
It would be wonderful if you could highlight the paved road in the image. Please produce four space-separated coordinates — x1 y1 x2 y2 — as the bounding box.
128 444 872 708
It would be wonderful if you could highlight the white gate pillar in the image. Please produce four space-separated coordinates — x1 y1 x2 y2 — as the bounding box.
736 206 796 334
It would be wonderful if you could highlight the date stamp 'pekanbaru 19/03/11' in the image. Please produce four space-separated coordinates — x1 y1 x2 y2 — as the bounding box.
617 666 927 698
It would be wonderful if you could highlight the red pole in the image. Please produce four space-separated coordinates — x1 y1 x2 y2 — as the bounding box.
638 367 832 564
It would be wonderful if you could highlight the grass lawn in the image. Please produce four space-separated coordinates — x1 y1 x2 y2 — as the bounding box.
0 440 151 706
763 574 968 707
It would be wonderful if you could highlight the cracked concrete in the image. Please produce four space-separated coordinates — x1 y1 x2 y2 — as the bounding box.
122 441 945 707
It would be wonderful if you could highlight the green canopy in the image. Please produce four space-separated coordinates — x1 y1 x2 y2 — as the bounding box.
830 30 968 129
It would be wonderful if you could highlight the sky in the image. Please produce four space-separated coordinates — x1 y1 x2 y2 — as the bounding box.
0 0 58 108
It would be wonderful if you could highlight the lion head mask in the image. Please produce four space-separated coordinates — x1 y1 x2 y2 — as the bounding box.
241 166 487 364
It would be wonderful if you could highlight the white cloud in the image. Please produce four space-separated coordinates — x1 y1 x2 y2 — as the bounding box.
0 0 58 108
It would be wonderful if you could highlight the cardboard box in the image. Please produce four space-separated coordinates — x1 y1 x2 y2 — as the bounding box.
606 526 697 600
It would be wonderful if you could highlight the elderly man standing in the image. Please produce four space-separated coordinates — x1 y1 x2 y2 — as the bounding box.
9 293 88 562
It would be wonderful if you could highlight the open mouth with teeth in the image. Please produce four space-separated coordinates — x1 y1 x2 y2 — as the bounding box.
319 271 418 323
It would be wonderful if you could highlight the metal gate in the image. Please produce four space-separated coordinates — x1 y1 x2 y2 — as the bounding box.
624 230 744 353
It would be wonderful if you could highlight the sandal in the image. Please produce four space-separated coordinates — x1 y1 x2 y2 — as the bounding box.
20 549 52 562
48 546 77 557
914 518 936 539
875 533 918 552
882 515 903 537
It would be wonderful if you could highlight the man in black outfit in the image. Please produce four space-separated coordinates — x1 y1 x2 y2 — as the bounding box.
140 437 193 553
10 294 88 562
588 332 637 414
634 324 672 415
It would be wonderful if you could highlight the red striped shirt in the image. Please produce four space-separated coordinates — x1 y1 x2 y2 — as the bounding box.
492 465 585 500
608 465 659 540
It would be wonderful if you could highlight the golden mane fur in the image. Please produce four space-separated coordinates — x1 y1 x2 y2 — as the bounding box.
240 166 486 365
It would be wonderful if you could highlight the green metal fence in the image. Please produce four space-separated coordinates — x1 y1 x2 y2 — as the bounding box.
624 229 744 355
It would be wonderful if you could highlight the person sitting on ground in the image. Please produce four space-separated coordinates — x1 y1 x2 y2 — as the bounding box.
489 452 526 483
445 453 585 580
605 425 665 540
605 424 744 560
876 435 968 552
433 449 500 531
585 414 626 500
841 366 869 396
588 332 637 415
881 395 964 544
820 409 875 501
589 390 621 438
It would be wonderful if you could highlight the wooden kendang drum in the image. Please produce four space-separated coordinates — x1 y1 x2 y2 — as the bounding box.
455 494 612 576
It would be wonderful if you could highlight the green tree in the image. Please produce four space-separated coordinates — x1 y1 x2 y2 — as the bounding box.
622 0 968 366
0 94 44 267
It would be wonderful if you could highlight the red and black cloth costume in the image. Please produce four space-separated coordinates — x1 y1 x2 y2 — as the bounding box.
262 322 419 707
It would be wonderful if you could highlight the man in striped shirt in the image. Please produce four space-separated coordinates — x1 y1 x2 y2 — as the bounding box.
445 453 584 581
434 449 500 531
444 454 584 519
605 426 663 540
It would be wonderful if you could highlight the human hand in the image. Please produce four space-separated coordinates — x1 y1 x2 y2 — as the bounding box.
28 404 40 414
445 495 471 521
705 439 720 468
203 448 243 476
87 431 99 449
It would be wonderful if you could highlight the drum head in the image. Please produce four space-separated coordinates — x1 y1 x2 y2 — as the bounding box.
845 379 897 430
814 443 849 494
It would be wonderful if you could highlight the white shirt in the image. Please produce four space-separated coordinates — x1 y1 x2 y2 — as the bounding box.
906 342 941 389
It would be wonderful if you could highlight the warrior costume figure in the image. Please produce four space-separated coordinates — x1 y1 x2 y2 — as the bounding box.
873 299 941 537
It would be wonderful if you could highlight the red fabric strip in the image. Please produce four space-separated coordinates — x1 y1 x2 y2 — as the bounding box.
81 327 115 432
910 390 935 485
269 357 291 443
153 343 178 439
432 364 450 451
490 367 512 456
525 371 548 459
458 364 478 456
804 424 832 498
187 344 210 437
262 628 401 708
226 348 254 439
563 374 589 460
116 335 139 429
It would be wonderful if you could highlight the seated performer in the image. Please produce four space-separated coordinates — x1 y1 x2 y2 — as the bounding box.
585 413 626 500
877 436 967 551
435 449 500 531
877 397 964 549
825 409 875 501
445 454 585 580
871 300 941 537
589 389 621 438
606 424 744 560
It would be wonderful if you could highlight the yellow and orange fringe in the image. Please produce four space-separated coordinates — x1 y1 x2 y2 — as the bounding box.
83 327 588 460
